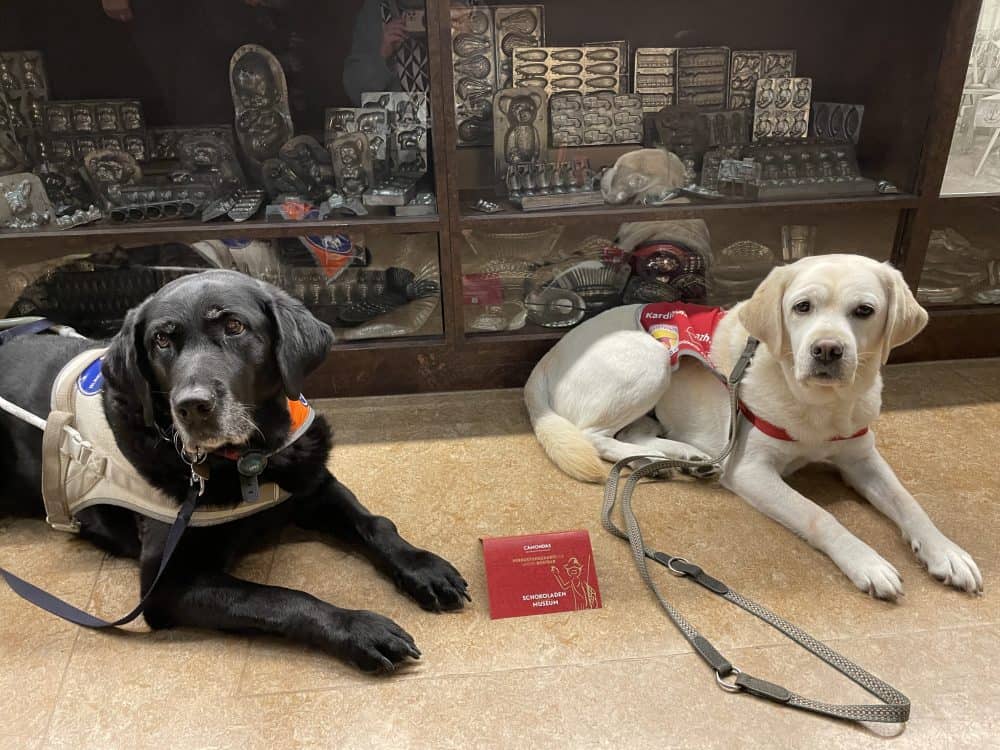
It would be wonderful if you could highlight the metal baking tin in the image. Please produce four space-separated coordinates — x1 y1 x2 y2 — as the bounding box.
512 46 622 98
452 6 497 146
810 102 864 143
676 47 730 109
634 47 677 113
752 77 812 141
728 50 796 109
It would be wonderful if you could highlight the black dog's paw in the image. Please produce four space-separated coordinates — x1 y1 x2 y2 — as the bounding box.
391 548 471 612
330 610 421 673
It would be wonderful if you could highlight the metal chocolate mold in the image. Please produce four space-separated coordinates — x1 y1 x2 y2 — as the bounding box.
634 47 677 112
753 77 812 141
494 5 545 90
728 50 796 109
810 102 864 143
512 46 621 97
676 47 730 110
452 7 498 147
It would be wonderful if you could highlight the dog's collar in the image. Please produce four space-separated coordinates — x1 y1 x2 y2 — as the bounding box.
737 401 869 442
213 396 314 461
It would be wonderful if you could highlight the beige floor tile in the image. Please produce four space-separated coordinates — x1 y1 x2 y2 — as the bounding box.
0 359 996 750
239 373 998 695
0 519 104 740
206 625 998 750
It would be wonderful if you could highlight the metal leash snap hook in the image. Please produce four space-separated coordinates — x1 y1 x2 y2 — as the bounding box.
715 667 743 693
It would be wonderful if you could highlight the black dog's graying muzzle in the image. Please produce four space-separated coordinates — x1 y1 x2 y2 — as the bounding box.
602 337 910 725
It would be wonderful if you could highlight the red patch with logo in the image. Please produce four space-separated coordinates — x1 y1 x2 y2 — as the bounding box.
481 530 602 619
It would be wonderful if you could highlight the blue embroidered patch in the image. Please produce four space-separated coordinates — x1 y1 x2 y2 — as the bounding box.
77 356 104 396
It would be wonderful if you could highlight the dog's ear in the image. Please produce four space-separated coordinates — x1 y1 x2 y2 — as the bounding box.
879 263 928 365
102 302 155 427
738 264 792 359
266 285 335 399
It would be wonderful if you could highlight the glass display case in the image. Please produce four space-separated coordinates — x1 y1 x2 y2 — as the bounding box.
0 1 994 396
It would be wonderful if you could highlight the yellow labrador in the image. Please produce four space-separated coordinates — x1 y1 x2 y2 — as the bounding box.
525 253 982 599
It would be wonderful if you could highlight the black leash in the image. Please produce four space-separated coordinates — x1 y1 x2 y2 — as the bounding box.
0 485 199 628
601 338 911 724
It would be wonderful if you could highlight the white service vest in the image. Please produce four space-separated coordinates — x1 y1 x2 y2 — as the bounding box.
42 348 300 533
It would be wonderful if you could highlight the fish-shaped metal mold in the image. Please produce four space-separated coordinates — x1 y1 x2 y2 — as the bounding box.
586 49 618 61
457 77 492 99
497 9 538 34
585 63 618 75
455 55 492 79
551 77 583 89
453 33 491 58
458 118 489 142
518 77 549 89
501 32 539 56
514 63 549 76
551 49 584 62
468 11 490 34
586 76 618 89
514 48 549 62
551 63 583 75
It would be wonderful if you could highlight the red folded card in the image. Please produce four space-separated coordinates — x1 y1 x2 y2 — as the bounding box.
481 530 602 619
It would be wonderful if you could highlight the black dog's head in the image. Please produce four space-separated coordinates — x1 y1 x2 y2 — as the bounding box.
104 270 334 455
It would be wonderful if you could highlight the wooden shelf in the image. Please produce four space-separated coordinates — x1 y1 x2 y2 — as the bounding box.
0 213 442 257
457 191 919 229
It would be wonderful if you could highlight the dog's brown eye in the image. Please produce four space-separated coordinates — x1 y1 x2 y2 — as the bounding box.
793 300 811 314
854 304 875 318
153 332 170 349
224 318 245 336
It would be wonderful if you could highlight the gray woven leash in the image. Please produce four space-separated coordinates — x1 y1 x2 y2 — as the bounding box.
600 337 910 724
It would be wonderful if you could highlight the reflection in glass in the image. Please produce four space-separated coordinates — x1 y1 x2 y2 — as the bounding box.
943 0 1000 195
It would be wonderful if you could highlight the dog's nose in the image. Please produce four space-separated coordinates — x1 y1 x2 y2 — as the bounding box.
173 388 216 425
811 339 844 362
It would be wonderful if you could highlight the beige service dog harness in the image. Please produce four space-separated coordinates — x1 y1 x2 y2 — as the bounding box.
0 322 314 629
42 347 310 533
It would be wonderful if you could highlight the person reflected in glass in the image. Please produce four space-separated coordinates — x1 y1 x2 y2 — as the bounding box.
344 0 437 105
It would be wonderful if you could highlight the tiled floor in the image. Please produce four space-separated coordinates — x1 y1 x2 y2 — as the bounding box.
1 359 998 750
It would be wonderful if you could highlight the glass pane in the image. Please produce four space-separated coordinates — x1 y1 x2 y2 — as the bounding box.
460 211 898 333
918 199 1000 307
449 0 943 217
0 0 437 235
942 0 1000 196
1 231 443 340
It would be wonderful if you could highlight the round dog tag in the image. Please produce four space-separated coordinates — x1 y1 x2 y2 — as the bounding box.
237 451 268 477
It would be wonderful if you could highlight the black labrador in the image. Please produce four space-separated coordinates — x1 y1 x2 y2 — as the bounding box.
0 270 468 672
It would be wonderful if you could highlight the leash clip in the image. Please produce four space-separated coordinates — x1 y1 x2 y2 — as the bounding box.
189 464 207 497
728 337 759 386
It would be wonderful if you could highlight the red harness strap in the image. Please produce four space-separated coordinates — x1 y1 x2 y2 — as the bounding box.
738 401 869 442
638 302 870 443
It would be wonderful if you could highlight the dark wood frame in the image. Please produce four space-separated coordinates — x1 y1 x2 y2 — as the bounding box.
0 0 997 397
